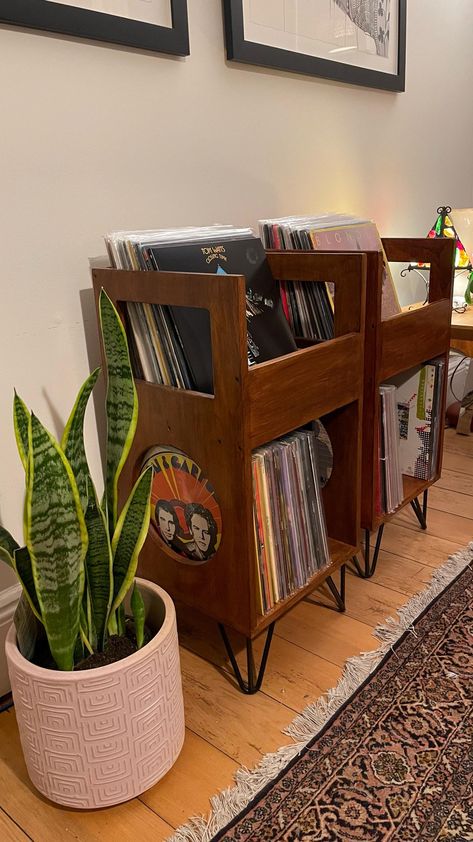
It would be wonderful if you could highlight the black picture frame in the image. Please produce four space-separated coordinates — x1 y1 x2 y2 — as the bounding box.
0 0 189 55
223 0 406 92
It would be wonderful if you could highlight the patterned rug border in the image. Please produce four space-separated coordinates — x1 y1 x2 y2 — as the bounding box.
167 542 473 842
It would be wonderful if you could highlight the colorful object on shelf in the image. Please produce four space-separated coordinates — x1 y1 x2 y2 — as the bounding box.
416 206 471 270
450 208 473 304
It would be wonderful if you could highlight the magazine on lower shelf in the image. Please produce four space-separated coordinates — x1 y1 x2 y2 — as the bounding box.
105 226 297 393
378 358 446 514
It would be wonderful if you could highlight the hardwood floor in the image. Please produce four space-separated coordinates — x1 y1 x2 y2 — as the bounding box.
0 429 472 841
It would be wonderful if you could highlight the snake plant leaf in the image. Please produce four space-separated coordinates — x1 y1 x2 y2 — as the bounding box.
131 583 145 649
13 546 42 620
61 368 101 513
99 289 138 534
73 631 84 664
14 593 39 661
13 392 30 472
26 414 87 671
109 466 152 617
84 481 113 650
0 526 19 567
117 603 126 636
79 604 94 655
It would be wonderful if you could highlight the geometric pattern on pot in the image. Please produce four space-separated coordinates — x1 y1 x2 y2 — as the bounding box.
6 582 185 809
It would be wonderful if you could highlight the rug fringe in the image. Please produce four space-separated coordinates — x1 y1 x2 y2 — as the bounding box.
166 542 473 842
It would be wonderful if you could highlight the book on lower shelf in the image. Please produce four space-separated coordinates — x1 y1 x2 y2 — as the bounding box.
378 358 446 514
105 226 297 393
252 423 330 615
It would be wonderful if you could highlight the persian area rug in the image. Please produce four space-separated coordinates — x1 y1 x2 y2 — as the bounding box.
170 545 473 842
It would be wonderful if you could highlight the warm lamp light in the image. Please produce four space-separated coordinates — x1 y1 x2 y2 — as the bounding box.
450 208 473 304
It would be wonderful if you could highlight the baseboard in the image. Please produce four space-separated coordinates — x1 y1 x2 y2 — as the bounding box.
0 585 21 697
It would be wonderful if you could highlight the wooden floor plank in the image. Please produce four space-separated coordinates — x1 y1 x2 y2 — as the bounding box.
392 506 473 544
0 809 31 842
442 428 473 457
0 711 174 842
362 550 442 597
275 601 377 665
343 572 412 626
425 485 473 519
441 447 473 474
373 522 463 566
176 604 342 711
140 730 238 829
179 648 295 767
436 467 473 496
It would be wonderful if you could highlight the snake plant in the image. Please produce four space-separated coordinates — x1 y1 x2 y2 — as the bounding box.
0 290 152 671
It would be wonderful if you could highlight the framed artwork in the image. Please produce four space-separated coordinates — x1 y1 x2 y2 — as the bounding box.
223 0 406 92
0 0 189 55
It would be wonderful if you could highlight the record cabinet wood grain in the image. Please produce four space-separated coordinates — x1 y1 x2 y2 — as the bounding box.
356 237 455 577
92 250 366 693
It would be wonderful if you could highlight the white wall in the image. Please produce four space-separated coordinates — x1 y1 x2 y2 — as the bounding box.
0 1 472 593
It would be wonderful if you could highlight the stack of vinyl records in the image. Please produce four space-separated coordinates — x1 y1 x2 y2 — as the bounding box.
259 213 402 332
259 215 335 341
105 226 297 394
378 358 446 514
252 427 330 615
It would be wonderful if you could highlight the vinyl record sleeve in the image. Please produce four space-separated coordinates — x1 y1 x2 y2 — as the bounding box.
146 236 297 389
312 420 333 488
142 446 222 564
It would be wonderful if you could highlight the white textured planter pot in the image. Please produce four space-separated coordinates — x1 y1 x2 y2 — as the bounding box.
5 579 185 809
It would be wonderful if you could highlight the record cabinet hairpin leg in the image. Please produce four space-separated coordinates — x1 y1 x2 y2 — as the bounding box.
325 565 346 612
410 490 428 530
303 564 346 612
218 622 275 695
352 525 385 579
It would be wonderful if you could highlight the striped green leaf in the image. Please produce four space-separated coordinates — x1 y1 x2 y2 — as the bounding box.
109 466 152 617
74 630 84 664
13 392 30 472
117 603 126 636
26 415 87 671
79 604 94 655
13 546 42 620
0 526 19 567
131 583 145 649
14 593 39 661
84 482 113 650
61 368 101 513
99 289 138 534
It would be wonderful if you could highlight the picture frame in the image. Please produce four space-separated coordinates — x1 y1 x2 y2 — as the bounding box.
223 0 406 92
0 0 189 55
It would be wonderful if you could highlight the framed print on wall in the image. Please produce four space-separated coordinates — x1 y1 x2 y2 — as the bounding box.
223 0 406 92
0 0 189 55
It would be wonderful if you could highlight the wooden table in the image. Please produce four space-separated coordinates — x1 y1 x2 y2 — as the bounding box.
451 306 473 356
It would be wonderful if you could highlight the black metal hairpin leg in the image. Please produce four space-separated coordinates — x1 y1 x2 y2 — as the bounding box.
410 489 428 530
352 524 385 579
325 564 346 612
218 622 275 695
